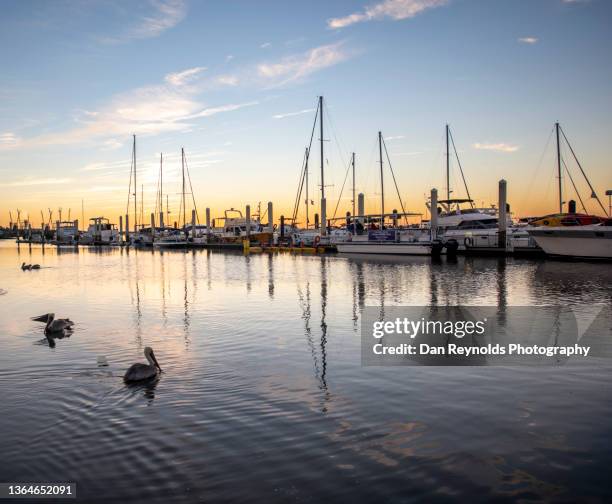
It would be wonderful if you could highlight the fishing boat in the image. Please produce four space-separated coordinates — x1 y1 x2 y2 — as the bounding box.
219 209 273 244
527 219 612 259
55 221 79 244
80 217 119 245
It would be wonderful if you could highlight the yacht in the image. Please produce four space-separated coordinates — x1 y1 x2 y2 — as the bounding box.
527 219 612 259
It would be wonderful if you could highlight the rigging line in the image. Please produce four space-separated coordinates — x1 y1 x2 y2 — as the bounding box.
559 126 608 215
126 151 134 216
292 147 309 222
323 104 348 168
448 128 474 208
562 157 587 213
183 152 200 224
154 155 161 219
331 156 353 221
292 149 308 223
294 101 320 223
382 136 409 225
522 125 555 211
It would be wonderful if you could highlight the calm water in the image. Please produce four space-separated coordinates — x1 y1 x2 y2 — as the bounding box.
0 241 611 503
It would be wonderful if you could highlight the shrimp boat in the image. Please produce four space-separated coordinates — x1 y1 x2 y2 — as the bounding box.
80 217 120 245
219 208 273 244
55 221 79 244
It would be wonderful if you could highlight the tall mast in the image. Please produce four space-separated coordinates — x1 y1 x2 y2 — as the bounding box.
305 147 310 229
446 124 450 201
181 147 186 229
319 96 324 200
352 152 356 235
160 153 163 216
133 134 137 231
555 122 563 213
378 131 385 219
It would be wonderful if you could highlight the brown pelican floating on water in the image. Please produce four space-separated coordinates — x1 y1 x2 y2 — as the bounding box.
21 263 40 270
124 347 162 383
31 313 74 334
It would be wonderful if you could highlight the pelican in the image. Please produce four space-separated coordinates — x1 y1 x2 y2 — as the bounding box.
124 347 162 383
21 262 31 270
31 313 74 334
31 264 40 269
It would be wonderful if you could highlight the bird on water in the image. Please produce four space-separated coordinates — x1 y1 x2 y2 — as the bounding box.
31 313 74 334
124 347 162 383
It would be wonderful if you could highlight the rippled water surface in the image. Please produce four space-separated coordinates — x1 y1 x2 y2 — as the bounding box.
0 241 611 503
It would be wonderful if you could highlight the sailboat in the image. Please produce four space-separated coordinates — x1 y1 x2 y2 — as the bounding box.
336 132 443 256
154 148 191 249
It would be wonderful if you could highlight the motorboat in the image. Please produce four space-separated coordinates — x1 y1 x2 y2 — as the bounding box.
527 220 612 259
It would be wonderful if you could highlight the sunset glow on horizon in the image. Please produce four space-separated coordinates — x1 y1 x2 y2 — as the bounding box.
1 0 611 228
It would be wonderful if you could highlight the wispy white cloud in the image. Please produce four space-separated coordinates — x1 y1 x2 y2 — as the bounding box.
0 177 73 187
225 54 234 62
518 37 538 44
384 135 405 140
328 0 448 29
165 66 207 86
257 42 351 86
216 75 239 86
0 132 21 148
185 101 258 119
119 0 186 42
260 42 271 49
102 138 123 150
273 108 315 119
473 142 519 153
4 78 257 149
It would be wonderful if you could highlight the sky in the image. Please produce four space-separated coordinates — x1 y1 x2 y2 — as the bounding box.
1 0 611 228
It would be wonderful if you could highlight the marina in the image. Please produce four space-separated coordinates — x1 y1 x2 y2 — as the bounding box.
2 1 612 502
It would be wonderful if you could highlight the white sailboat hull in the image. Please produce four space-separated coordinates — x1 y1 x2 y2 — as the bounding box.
336 241 432 255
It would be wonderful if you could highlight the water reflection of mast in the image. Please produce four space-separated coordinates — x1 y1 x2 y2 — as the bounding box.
319 258 328 394
268 253 274 299
127 249 143 348
183 252 190 348
160 252 168 327
496 258 507 321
